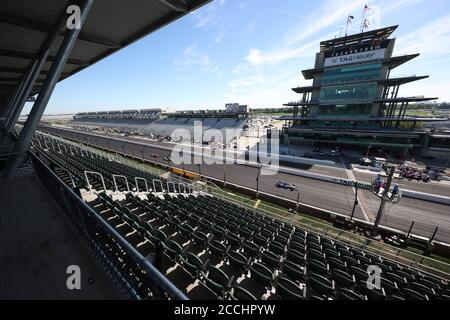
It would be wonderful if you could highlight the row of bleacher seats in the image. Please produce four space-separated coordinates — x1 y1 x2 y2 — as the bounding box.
69 116 248 145
31 132 450 300
88 192 450 300
74 109 161 121
32 133 179 194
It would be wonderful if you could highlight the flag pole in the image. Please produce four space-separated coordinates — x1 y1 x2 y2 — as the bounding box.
360 9 366 33
345 18 349 36
360 5 369 33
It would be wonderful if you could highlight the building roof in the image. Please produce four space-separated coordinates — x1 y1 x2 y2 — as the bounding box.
0 0 211 113
380 75 429 86
320 25 398 52
283 101 319 107
292 86 317 94
277 115 446 122
375 96 439 103
301 54 421 80
385 54 420 69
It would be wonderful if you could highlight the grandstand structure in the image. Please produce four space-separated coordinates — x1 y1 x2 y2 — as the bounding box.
0 2 449 300
72 106 249 145
282 25 450 159
74 109 162 121
27 130 450 299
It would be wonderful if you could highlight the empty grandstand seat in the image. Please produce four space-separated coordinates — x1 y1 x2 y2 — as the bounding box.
228 250 250 273
380 277 399 296
231 286 258 301
253 234 269 247
349 266 369 282
309 273 335 297
384 272 408 288
212 225 226 240
308 258 329 275
282 260 305 283
287 249 305 266
327 256 347 271
153 229 168 243
358 280 387 300
331 269 355 288
261 250 281 270
290 241 305 253
203 266 235 298
226 232 242 250
209 240 229 260
180 252 210 279
276 277 305 300
243 240 261 258
192 231 210 248
336 288 365 300
270 241 286 256
409 282 437 299
250 263 273 288
402 287 428 300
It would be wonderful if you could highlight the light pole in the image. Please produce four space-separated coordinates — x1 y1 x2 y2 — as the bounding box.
197 164 202 180
350 181 359 222
372 165 396 237
141 146 146 162
256 165 262 198
295 190 301 213
223 164 227 187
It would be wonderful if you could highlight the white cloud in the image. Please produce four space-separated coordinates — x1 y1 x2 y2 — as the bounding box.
244 19 257 36
215 32 225 43
395 13 450 56
399 80 450 101
283 0 367 46
174 44 221 76
245 32 334 66
190 0 227 28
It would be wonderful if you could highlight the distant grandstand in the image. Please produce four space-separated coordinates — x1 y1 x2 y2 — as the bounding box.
72 106 249 145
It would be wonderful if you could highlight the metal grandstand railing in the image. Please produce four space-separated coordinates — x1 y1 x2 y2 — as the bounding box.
204 182 450 280
35 129 167 180
30 152 188 300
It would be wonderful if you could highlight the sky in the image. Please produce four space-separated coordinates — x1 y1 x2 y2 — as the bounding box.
27 0 450 115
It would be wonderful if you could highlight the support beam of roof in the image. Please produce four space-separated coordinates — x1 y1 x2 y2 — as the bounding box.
159 0 188 12
0 48 88 66
0 66 69 77
0 13 121 48
0 77 45 83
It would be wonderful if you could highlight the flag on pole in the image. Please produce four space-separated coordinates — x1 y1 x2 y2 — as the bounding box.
364 5 371 12
347 15 354 24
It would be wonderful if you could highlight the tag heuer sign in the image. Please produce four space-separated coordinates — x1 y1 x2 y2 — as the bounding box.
324 49 386 67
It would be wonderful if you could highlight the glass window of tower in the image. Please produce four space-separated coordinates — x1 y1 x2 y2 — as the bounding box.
321 63 382 85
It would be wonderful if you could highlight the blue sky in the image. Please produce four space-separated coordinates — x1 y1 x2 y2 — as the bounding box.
29 0 450 115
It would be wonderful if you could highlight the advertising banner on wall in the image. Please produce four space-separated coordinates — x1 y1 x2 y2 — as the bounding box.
324 49 386 67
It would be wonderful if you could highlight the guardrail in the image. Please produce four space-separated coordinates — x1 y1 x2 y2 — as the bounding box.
31 151 188 300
